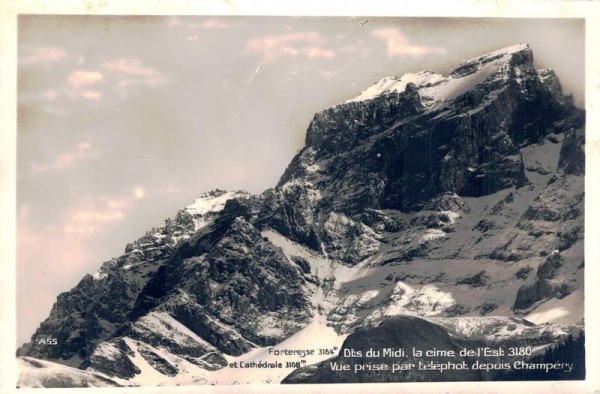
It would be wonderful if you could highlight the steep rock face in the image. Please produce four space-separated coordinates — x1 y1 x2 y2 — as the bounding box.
485 123 584 294
159 213 312 345
261 44 578 261
304 81 424 153
558 127 585 175
81 200 314 378
513 250 578 311
17 264 162 364
87 342 141 379
320 212 381 263
17 190 262 365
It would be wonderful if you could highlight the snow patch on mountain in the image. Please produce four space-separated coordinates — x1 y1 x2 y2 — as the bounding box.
91 343 121 360
185 189 249 216
427 315 571 343
120 338 182 386
344 71 445 104
18 357 119 388
261 229 329 276
322 212 381 262
92 271 108 281
385 282 455 317
526 308 569 324
420 228 447 242
132 311 214 350
524 289 584 325
261 228 373 285
342 44 531 110
454 43 530 73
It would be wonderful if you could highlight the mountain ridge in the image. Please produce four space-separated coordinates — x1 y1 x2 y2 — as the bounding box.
18 43 585 386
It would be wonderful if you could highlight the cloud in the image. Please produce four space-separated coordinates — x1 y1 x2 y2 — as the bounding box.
103 58 168 94
67 70 103 89
63 209 125 235
62 187 147 236
169 17 229 42
195 18 229 30
18 72 103 105
339 44 372 58
154 185 181 195
22 56 166 107
19 89 59 103
371 29 446 58
319 69 341 79
104 58 158 79
79 90 102 100
56 60 164 102
184 18 230 31
42 90 58 100
21 58 167 108
133 186 146 199
31 141 97 172
246 32 336 63
19 46 67 65
66 89 103 101
64 71 105 101
304 47 336 60
16 182 151 343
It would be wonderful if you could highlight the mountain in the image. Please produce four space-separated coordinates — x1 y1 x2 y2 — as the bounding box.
17 44 585 387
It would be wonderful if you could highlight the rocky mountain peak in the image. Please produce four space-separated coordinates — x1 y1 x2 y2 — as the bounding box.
450 43 532 78
185 189 250 217
302 43 556 159
270 43 581 256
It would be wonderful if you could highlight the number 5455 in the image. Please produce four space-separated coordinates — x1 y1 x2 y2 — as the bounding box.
35 338 58 345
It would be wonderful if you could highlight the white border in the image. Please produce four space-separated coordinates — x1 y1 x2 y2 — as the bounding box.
1 1 598 393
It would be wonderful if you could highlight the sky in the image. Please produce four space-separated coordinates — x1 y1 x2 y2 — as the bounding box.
16 16 584 345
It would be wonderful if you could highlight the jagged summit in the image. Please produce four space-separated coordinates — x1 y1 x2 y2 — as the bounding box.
343 71 445 105
340 43 535 109
450 43 531 76
296 43 577 217
471 42 530 58
185 189 250 216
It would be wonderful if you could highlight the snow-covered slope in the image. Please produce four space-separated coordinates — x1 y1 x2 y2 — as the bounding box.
343 43 533 109
18 357 119 388
185 189 250 221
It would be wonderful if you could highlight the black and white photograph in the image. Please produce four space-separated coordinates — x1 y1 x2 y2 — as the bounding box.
1 2 598 392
